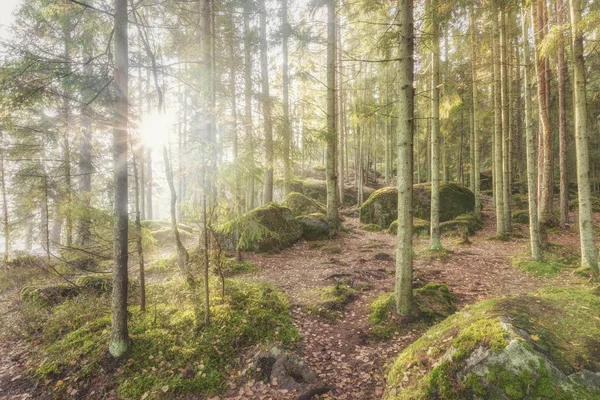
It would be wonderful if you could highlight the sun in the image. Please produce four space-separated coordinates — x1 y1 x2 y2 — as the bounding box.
139 111 175 151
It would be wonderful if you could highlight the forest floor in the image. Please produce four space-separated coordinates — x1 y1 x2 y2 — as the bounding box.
0 196 594 400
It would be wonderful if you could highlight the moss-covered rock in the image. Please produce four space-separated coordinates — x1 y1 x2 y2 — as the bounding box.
512 194 529 210
363 223 382 232
296 213 333 241
387 218 430 235
360 183 475 228
300 179 374 206
439 214 482 235
384 287 600 399
75 275 112 294
220 202 302 252
281 192 327 216
512 209 529 224
151 226 193 245
303 283 359 320
21 284 80 306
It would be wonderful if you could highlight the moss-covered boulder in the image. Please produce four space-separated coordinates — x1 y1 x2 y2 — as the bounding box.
512 193 529 210
300 178 375 206
281 192 327 216
439 214 482 235
296 213 333 241
388 218 430 235
75 275 112 294
363 223 382 232
221 202 302 252
151 226 193 245
513 209 529 224
21 284 80 306
385 287 600 399
361 182 475 228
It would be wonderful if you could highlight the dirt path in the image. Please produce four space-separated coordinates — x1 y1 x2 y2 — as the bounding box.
223 199 586 400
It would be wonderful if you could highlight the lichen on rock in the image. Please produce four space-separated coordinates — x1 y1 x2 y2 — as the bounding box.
281 192 327 216
384 287 600 399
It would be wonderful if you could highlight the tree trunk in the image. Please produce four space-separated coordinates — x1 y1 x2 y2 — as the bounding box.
326 0 339 226
1 143 8 262
492 8 506 235
77 53 93 246
470 4 480 220
522 9 541 261
569 0 598 270
259 0 273 203
110 0 130 359
533 0 552 243
243 0 254 210
146 149 153 219
430 6 442 250
500 10 511 232
556 0 568 229
282 0 292 195
131 138 146 312
395 0 414 316
337 14 345 202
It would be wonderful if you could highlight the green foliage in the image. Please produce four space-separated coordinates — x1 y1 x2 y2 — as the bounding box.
513 245 578 277
221 258 257 275
512 209 529 224
33 277 298 398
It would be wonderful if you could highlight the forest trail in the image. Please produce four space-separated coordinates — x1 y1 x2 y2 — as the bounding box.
224 197 586 400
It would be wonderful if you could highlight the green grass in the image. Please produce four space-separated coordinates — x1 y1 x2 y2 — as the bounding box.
32 277 298 399
513 244 579 277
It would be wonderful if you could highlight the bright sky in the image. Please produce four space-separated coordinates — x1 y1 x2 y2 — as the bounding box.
0 0 22 40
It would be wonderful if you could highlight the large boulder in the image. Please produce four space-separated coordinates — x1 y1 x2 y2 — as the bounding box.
220 202 302 252
384 288 600 399
296 213 333 241
301 179 375 206
360 182 475 229
281 192 327 216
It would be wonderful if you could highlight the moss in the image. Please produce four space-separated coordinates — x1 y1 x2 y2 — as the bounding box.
75 275 112 294
296 213 333 241
281 192 327 216
368 284 456 340
513 258 564 276
387 218 430 236
221 259 257 275
303 283 359 320
361 183 475 229
34 277 298 398
362 223 382 232
152 227 193 246
220 202 302 252
384 288 600 400
300 179 371 206
439 214 482 236
568 197 600 213
20 283 80 306
512 209 529 224
512 194 529 210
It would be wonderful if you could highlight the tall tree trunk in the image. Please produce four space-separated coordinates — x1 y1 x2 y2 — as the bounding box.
326 0 339 226
569 0 598 270
500 10 511 231
243 0 255 210
282 0 292 195
430 7 442 250
110 0 130 359
470 4 480 220
556 0 568 229
259 0 273 203
131 138 146 311
395 0 414 316
522 9 541 261
533 0 552 243
146 149 153 219
492 8 506 235
337 13 345 202
62 28 73 248
77 54 93 245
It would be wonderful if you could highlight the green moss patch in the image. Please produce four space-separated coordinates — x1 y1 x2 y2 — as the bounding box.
384 288 600 399
512 209 529 224
513 244 578 277
32 277 298 398
569 197 600 213
281 192 327 216
360 183 475 229
221 259 258 275
219 202 302 252
368 284 456 339
296 213 333 241
362 223 382 232
439 214 482 236
303 283 359 320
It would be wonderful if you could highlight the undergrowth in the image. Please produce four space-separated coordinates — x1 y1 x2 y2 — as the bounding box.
30 276 298 399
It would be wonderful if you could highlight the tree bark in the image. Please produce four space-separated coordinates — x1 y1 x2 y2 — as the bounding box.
500 10 511 232
110 0 130 359
470 4 480 220
326 0 339 226
282 0 292 195
243 0 255 210
569 0 598 270
430 4 442 250
522 9 541 261
395 0 414 316
492 8 506 235
258 0 273 203
556 0 568 229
